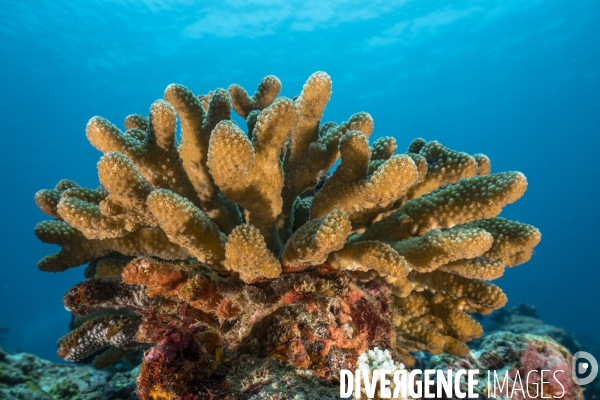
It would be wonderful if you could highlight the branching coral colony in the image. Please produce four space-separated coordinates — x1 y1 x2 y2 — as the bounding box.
34 72 541 399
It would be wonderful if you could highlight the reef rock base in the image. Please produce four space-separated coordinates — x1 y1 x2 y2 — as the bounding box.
2 306 593 399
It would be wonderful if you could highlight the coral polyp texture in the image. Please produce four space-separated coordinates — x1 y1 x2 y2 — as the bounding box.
34 72 541 399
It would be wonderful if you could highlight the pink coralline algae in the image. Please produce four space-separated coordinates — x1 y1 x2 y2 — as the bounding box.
429 331 582 400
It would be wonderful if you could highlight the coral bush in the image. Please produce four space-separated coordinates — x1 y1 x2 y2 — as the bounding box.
34 72 540 398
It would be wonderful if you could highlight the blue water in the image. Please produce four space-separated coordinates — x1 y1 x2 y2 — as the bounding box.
0 0 598 362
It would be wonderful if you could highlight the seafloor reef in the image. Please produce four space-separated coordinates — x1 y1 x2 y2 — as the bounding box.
0 347 139 400
430 332 583 400
427 305 587 400
484 303 582 354
1 307 589 399
34 72 541 398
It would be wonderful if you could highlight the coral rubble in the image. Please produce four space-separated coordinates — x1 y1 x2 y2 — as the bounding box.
0 347 138 400
0 345 346 399
429 332 583 399
485 303 582 354
34 72 541 398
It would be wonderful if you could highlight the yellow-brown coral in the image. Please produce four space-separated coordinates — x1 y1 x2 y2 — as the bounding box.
34 71 540 398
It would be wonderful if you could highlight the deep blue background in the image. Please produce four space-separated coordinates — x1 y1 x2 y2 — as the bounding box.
0 0 598 362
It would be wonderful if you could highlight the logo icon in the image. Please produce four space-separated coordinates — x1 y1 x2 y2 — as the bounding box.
572 351 598 385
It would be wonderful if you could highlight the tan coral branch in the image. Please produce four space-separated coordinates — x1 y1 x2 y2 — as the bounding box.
164 84 242 233
208 98 298 250
229 75 282 118
146 189 226 268
311 131 418 226
282 208 352 272
223 224 281 283
359 171 528 241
